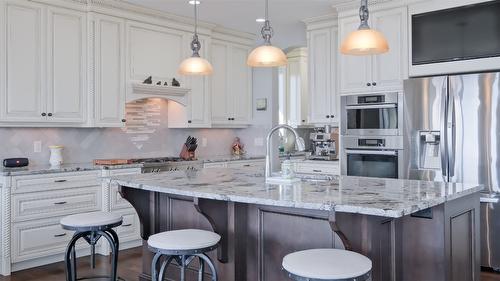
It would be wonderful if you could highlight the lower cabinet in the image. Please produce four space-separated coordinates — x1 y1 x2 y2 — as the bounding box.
11 217 86 263
2 168 142 274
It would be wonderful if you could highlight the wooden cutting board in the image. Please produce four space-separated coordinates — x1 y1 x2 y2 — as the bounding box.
93 159 132 165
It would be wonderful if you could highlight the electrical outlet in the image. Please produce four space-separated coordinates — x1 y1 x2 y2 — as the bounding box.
254 137 264 146
34 141 42 153
202 137 208 147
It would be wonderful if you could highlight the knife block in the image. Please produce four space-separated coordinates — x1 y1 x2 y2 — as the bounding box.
179 144 195 160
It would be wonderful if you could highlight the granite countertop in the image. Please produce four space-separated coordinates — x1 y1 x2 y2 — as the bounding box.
111 167 483 218
0 163 144 176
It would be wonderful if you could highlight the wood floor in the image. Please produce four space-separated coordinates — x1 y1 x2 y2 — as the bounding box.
1 246 500 281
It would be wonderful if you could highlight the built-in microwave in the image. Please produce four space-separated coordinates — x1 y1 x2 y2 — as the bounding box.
409 0 500 76
340 92 403 136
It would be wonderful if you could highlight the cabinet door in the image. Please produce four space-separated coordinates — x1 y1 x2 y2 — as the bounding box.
329 28 340 124
46 7 87 122
210 41 230 124
339 16 372 94
0 2 46 122
371 7 407 92
93 14 125 127
229 44 252 125
308 29 332 124
286 51 309 127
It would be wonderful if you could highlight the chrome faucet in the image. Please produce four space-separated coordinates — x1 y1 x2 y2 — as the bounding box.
265 125 306 178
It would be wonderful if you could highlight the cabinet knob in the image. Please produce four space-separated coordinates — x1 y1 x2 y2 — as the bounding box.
372 82 377 86
330 115 335 118
187 120 192 124
302 120 306 122
366 82 372 86
41 113 46 116
121 119 126 123
228 117 231 121
326 115 330 118
47 113 53 117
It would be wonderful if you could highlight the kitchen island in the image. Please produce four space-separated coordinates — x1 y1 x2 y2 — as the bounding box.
112 167 483 281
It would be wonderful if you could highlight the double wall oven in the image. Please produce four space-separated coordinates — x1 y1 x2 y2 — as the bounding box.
340 92 404 179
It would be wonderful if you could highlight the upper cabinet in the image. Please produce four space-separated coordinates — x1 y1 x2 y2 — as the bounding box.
210 39 252 127
0 2 87 125
339 6 408 94
0 0 253 128
92 14 126 127
281 47 309 127
306 22 339 125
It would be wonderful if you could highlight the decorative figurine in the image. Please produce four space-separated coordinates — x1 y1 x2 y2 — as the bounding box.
156 81 161 85
143 76 152 84
164 81 168 86
231 137 246 156
172 78 180 87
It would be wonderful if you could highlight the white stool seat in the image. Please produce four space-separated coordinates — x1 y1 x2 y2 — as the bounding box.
60 211 122 228
148 229 221 251
282 249 372 280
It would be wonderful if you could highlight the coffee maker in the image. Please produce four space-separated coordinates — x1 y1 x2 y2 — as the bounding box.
309 125 338 160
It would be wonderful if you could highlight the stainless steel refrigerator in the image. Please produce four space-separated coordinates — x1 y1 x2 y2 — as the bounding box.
403 72 500 270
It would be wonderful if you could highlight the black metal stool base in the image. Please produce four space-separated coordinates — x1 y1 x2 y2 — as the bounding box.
64 227 120 281
150 245 218 281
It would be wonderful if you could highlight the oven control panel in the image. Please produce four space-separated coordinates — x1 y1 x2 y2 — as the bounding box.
358 139 385 147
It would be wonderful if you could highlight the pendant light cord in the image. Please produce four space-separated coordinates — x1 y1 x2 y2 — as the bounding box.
358 0 370 29
190 2 201 57
261 0 273 44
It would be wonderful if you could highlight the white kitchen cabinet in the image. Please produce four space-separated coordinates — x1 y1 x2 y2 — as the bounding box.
0 2 46 122
0 2 87 125
339 6 407 94
307 26 339 125
92 14 126 127
46 6 87 123
283 48 309 127
168 35 211 128
210 40 252 127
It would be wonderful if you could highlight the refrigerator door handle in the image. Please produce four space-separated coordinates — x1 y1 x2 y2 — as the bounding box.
447 88 456 178
440 86 448 179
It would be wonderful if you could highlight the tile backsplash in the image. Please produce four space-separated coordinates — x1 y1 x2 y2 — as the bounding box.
0 98 272 165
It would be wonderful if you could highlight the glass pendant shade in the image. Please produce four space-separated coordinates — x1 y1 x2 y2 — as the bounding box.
178 56 213 75
177 1 213 76
340 28 389 55
340 0 389 56
247 44 287 67
247 0 287 67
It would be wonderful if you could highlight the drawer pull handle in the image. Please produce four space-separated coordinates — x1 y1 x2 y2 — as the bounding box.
313 169 322 172
54 179 67 183
54 201 67 205
54 233 67 237
122 223 132 227
243 164 251 167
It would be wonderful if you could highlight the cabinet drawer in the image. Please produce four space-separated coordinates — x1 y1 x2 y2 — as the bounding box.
226 159 264 168
11 218 86 262
114 209 140 242
203 162 227 168
108 168 141 176
11 171 101 194
295 163 340 175
11 186 102 222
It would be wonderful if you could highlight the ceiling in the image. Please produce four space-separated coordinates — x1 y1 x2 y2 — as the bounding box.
124 0 355 48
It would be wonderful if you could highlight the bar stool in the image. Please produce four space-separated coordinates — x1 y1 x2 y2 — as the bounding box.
60 211 123 281
282 248 372 281
148 229 220 281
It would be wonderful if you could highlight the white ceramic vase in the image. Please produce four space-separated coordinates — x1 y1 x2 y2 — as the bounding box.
49 146 64 166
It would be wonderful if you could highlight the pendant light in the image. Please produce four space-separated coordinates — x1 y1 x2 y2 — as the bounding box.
340 0 389 55
178 1 213 75
247 0 287 67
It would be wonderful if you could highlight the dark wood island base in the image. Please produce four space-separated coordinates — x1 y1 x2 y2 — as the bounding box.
120 186 480 281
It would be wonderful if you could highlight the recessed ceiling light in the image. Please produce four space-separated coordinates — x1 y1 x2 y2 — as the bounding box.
256 18 266 23
188 0 200 5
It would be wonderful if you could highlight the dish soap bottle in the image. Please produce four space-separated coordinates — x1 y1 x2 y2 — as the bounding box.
281 156 294 179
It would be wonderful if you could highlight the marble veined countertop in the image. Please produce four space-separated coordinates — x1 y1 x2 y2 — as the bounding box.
111 167 483 218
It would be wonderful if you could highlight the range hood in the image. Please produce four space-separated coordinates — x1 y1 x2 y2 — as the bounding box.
127 80 190 105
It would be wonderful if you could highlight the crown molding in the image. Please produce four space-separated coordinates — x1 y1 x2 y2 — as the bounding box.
302 13 338 30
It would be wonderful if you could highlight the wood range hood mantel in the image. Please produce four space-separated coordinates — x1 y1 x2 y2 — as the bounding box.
127 81 190 105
